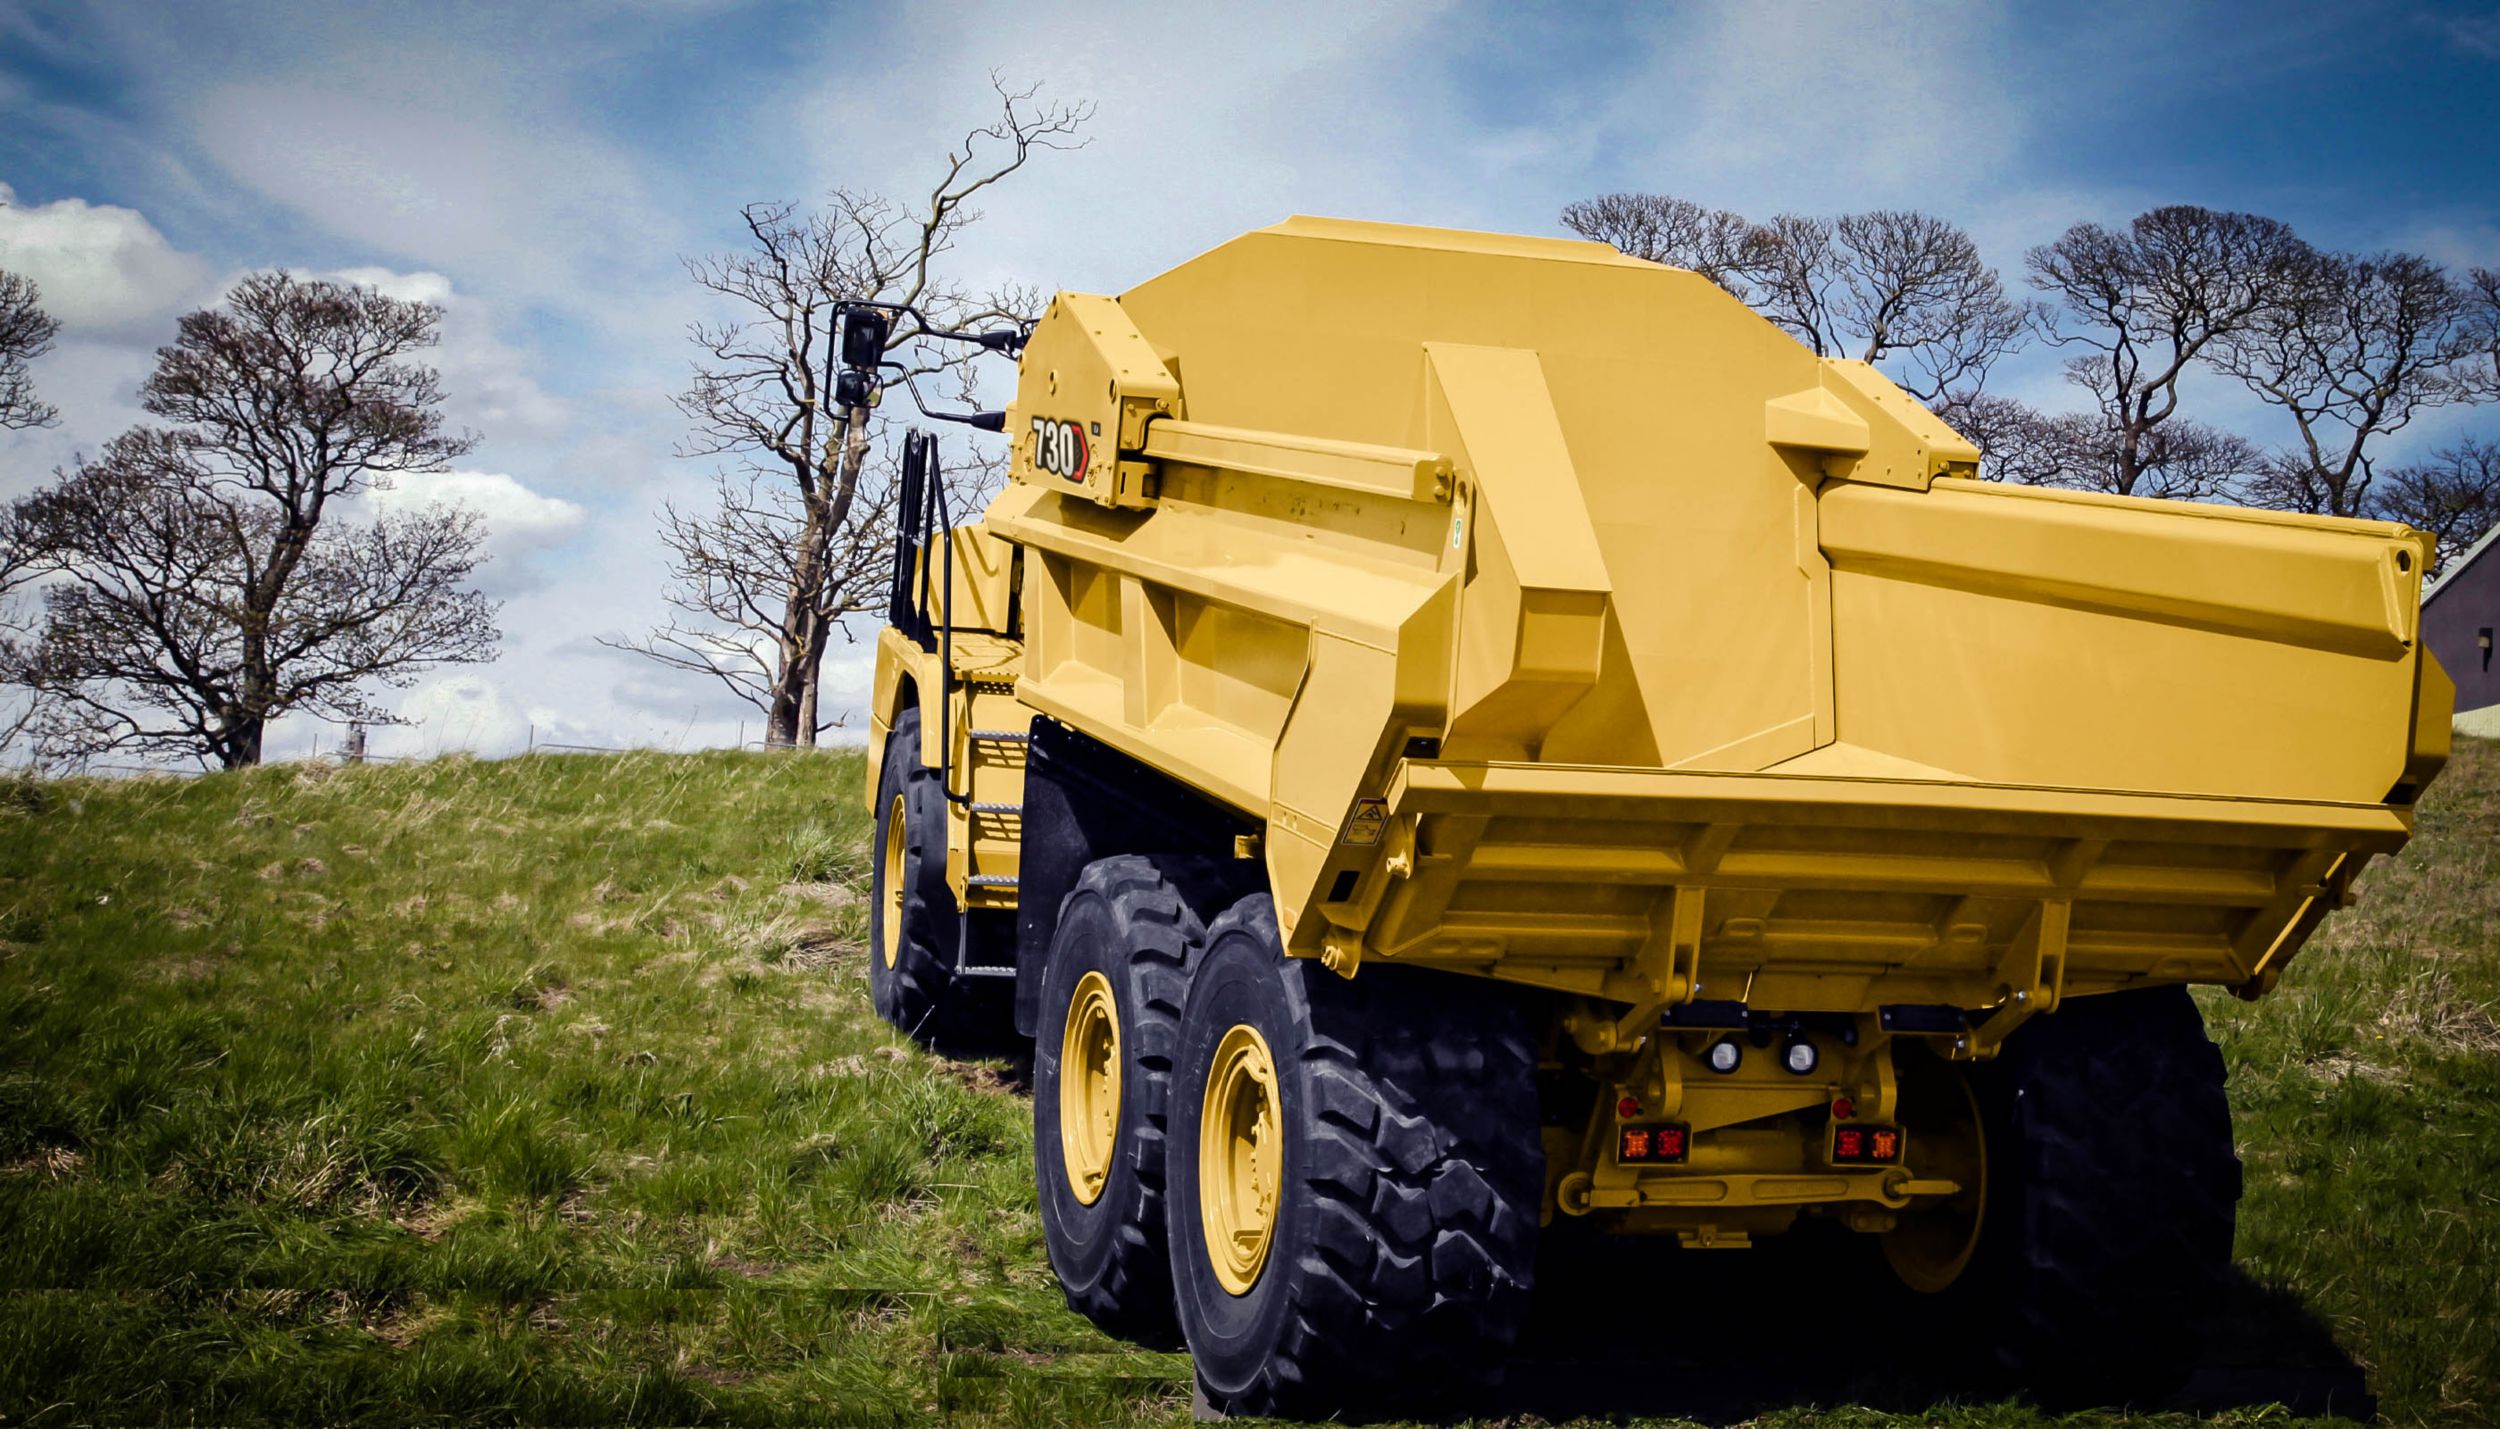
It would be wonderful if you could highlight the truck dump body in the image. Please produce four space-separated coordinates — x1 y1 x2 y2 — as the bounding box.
925 216 2446 1024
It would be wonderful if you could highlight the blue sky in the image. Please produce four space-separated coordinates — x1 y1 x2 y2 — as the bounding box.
4 0 2498 759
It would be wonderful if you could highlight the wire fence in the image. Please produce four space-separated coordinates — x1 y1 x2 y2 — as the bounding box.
9 702 895 781
36 731 860 781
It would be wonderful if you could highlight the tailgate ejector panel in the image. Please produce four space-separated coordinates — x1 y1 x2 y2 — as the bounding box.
1340 761 2412 1015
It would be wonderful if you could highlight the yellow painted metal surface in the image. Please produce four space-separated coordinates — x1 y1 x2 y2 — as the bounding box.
864 621 1030 905
1199 1021 1282 1294
1059 970 1121 1207
878 214 2449 1035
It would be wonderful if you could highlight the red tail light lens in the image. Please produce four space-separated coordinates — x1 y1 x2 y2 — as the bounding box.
1830 1125 1905 1165
1617 1124 1690 1164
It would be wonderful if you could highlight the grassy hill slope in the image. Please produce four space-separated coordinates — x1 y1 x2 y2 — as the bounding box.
0 743 2493 1426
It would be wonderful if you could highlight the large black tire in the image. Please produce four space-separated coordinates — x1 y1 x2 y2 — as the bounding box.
867 707 965 1045
1032 856 1215 1348
1931 984 2242 1402
1166 894 1542 1418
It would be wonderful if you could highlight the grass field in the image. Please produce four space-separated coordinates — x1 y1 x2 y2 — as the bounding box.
0 741 2493 1427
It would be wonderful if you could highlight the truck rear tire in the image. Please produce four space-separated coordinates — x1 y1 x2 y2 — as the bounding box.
1921 983 2242 1402
1166 894 1541 1417
867 707 965 1045
1032 856 1210 1348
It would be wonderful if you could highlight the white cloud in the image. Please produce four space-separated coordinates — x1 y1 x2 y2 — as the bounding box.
329 265 571 443
328 266 453 306
1592 2 2026 217
2428 8 2500 61
0 180 217 336
795 0 1477 300
394 672 535 756
198 85 552 267
361 467 587 595
2403 223 2500 273
369 467 585 545
387 666 745 759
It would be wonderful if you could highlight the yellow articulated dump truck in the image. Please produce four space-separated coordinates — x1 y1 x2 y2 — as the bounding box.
855 218 2453 1415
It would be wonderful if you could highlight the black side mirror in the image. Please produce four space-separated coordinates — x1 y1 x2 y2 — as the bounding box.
840 307 891 369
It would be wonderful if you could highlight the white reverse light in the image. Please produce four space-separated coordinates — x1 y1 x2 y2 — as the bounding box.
1783 1039 1820 1075
1706 1038 1743 1074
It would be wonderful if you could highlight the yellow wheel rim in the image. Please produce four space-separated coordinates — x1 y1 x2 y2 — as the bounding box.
1884 1061 1988 1294
880 794 906 971
1058 971 1122 1207
1200 1023 1282 1295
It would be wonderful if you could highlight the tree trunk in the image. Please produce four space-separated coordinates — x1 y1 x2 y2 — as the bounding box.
794 605 830 748
226 624 279 768
764 508 832 747
763 639 806 747
774 407 873 748
216 702 265 769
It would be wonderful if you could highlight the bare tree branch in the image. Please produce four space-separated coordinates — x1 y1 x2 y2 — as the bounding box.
2466 266 2500 400
1563 194 2033 406
624 75 1085 745
1560 193 1758 293
2026 206 2313 498
0 267 61 431
2370 435 2500 577
2208 249 2487 517
1935 388 2260 500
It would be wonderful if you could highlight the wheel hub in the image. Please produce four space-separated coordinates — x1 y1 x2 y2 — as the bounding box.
1059 971 1122 1206
1201 1023 1282 1295
880 794 906 971
1884 1060 1988 1294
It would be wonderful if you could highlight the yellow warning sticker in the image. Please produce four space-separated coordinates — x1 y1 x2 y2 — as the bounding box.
1340 797 1388 846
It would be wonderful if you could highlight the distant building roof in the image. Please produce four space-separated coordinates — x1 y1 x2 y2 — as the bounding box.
2425 518 2500 605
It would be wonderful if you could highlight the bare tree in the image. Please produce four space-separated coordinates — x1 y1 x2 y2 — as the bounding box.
614 77 1086 747
2025 206 2313 498
2371 435 2500 577
2111 419 2268 503
1563 194 2031 408
1934 390 2096 487
1748 210 2037 404
2211 250 2488 517
4 273 495 768
0 506 46 755
2461 266 2500 397
1559 193 1758 292
1735 213 1838 348
0 268 60 431
1935 387 2259 500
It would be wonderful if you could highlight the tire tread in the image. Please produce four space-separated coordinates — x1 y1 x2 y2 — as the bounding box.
1191 894 1542 1417
1040 855 1211 1345
1975 985 2241 1399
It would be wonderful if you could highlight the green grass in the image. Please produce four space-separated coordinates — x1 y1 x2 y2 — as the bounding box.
2199 735 2500 1425
0 742 2493 1426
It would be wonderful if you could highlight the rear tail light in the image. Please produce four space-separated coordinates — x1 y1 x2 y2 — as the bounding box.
1617 1124 1690 1164
1830 1125 1905 1165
